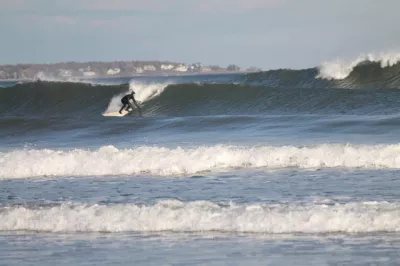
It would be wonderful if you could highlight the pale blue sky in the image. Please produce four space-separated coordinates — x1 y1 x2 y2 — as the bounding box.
1 0 399 69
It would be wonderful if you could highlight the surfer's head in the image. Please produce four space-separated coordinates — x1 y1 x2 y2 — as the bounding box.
131 91 135 95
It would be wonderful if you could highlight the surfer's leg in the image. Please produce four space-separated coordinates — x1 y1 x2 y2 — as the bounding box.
126 103 134 111
119 104 126 114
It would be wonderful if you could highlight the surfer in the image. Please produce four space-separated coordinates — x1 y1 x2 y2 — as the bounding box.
119 91 142 115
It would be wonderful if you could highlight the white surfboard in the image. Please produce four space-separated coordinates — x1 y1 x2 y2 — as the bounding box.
102 110 130 117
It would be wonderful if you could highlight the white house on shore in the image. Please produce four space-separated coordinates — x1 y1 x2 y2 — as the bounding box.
174 64 188 72
107 68 120 75
133 67 144 74
161 64 175 70
143 65 156 71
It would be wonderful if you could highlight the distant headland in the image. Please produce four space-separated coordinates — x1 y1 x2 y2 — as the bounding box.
0 60 262 81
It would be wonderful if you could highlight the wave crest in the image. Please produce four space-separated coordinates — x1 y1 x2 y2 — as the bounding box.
2 143 400 179
1 200 399 233
317 52 400 80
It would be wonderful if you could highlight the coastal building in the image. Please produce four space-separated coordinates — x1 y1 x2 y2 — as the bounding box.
83 71 96 77
143 65 156 71
106 68 121 75
190 63 203 72
79 66 92 73
59 69 72 77
174 64 188 72
133 67 144 74
161 64 175 70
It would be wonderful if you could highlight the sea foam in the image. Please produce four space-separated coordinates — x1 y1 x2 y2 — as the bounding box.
2 143 400 179
1 200 399 233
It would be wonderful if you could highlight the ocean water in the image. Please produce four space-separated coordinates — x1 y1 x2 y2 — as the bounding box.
2 60 400 265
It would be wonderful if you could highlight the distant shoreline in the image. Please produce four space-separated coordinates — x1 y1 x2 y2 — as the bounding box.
84 70 253 79
0 70 257 82
0 60 262 81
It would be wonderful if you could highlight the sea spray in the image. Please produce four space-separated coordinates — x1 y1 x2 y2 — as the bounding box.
104 81 172 113
317 51 400 80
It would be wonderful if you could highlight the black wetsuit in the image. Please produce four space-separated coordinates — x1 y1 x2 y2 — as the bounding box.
119 93 142 115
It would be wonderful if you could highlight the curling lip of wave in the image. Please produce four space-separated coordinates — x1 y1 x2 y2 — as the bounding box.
1 200 399 233
244 51 400 89
2 143 400 179
317 52 400 80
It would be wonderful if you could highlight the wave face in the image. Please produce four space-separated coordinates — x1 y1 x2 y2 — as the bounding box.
2 144 400 179
0 81 126 117
1 200 399 233
0 81 171 118
3 52 400 120
2 80 400 119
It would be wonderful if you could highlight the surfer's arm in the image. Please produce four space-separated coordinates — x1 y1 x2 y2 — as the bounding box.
132 99 142 115
131 98 139 106
133 100 141 109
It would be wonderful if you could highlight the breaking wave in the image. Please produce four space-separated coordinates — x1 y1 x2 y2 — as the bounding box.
318 52 400 80
3 51 400 120
2 81 400 120
104 81 170 114
1 200 399 233
0 80 171 118
2 143 400 179
244 51 400 89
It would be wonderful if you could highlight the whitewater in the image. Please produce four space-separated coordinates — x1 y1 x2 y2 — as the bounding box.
3 53 400 265
3 143 400 179
2 200 400 233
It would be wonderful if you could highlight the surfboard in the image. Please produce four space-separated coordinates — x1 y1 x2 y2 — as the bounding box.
102 110 131 117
